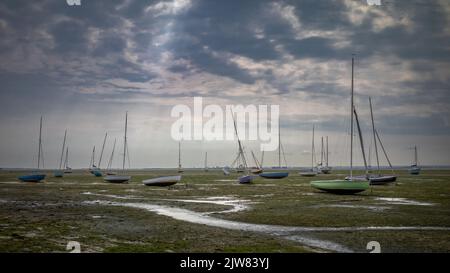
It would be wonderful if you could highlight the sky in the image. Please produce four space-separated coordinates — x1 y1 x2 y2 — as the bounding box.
0 0 449 169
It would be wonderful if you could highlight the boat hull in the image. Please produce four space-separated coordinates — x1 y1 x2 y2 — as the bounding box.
143 175 181 187
238 175 254 184
299 172 317 177
18 174 46 182
409 167 421 175
310 179 369 194
54 170 64 178
93 170 103 177
369 175 397 185
251 168 263 174
259 172 289 179
104 175 131 183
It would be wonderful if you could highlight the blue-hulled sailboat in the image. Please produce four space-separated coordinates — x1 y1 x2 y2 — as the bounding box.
18 116 46 183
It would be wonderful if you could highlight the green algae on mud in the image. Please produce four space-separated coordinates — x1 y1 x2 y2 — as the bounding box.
0 169 449 252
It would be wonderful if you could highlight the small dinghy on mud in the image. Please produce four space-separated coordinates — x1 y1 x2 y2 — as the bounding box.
104 175 131 183
238 175 254 184
369 175 397 185
143 175 181 187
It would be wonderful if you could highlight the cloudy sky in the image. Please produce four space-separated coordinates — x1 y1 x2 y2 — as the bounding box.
0 0 449 169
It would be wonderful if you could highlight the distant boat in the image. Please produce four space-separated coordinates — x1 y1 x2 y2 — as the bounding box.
104 112 131 183
367 97 397 185
63 147 72 173
409 146 421 175
311 56 369 194
259 172 289 179
250 151 263 174
318 136 332 174
204 152 209 172
18 116 46 183
143 175 181 187
95 132 108 177
54 130 67 178
300 125 318 177
177 141 184 173
260 123 289 179
229 111 254 184
222 167 230 176
88 146 99 174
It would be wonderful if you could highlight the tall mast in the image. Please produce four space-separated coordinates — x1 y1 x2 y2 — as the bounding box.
369 97 380 174
178 142 181 169
311 125 315 169
64 147 69 169
98 132 108 169
261 150 265 168
350 56 354 178
414 146 418 165
205 152 208 170
123 112 128 171
231 111 248 169
37 116 43 169
107 138 116 170
91 146 96 167
278 121 281 168
320 136 324 166
59 130 67 170
354 108 368 175
326 136 329 167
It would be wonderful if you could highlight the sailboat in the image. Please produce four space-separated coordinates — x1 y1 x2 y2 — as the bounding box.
204 152 209 172
367 97 397 185
18 116 46 182
409 146 421 175
63 147 72 173
311 56 369 194
104 112 131 183
318 136 332 174
88 146 97 174
93 133 107 177
259 122 289 179
105 138 117 175
299 125 318 177
250 151 263 174
177 142 184 173
54 130 67 177
227 111 253 184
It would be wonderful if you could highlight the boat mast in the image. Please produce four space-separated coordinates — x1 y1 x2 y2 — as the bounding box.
350 56 354 178
261 150 265 168
98 132 108 169
326 136 329 167
205 152 208 171
375 130 394 173
414 146 418 166
354 108 369 176
231 111 248 170
123 112 128 171
311 125 315 169
58 130 67 170
107 138 116 170
320 136 324 166
369 97 380 174
90 146 96 168
278 121 281 168
64 147 69 169
37 116 43 169
178 142 182 169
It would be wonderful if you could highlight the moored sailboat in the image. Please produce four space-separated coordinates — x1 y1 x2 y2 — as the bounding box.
259 122 289 179
299 125 318 177
409 146 421 175
18 116 46 182
104 112 131 183
367 97 397 185
311 56 369 194
54 129 67 178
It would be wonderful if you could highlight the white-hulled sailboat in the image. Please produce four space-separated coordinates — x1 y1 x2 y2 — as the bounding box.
104 112 131 183
409 146 421 175
63 147 72 173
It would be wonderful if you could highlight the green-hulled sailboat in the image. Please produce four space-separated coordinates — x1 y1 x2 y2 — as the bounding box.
311 56 369 194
